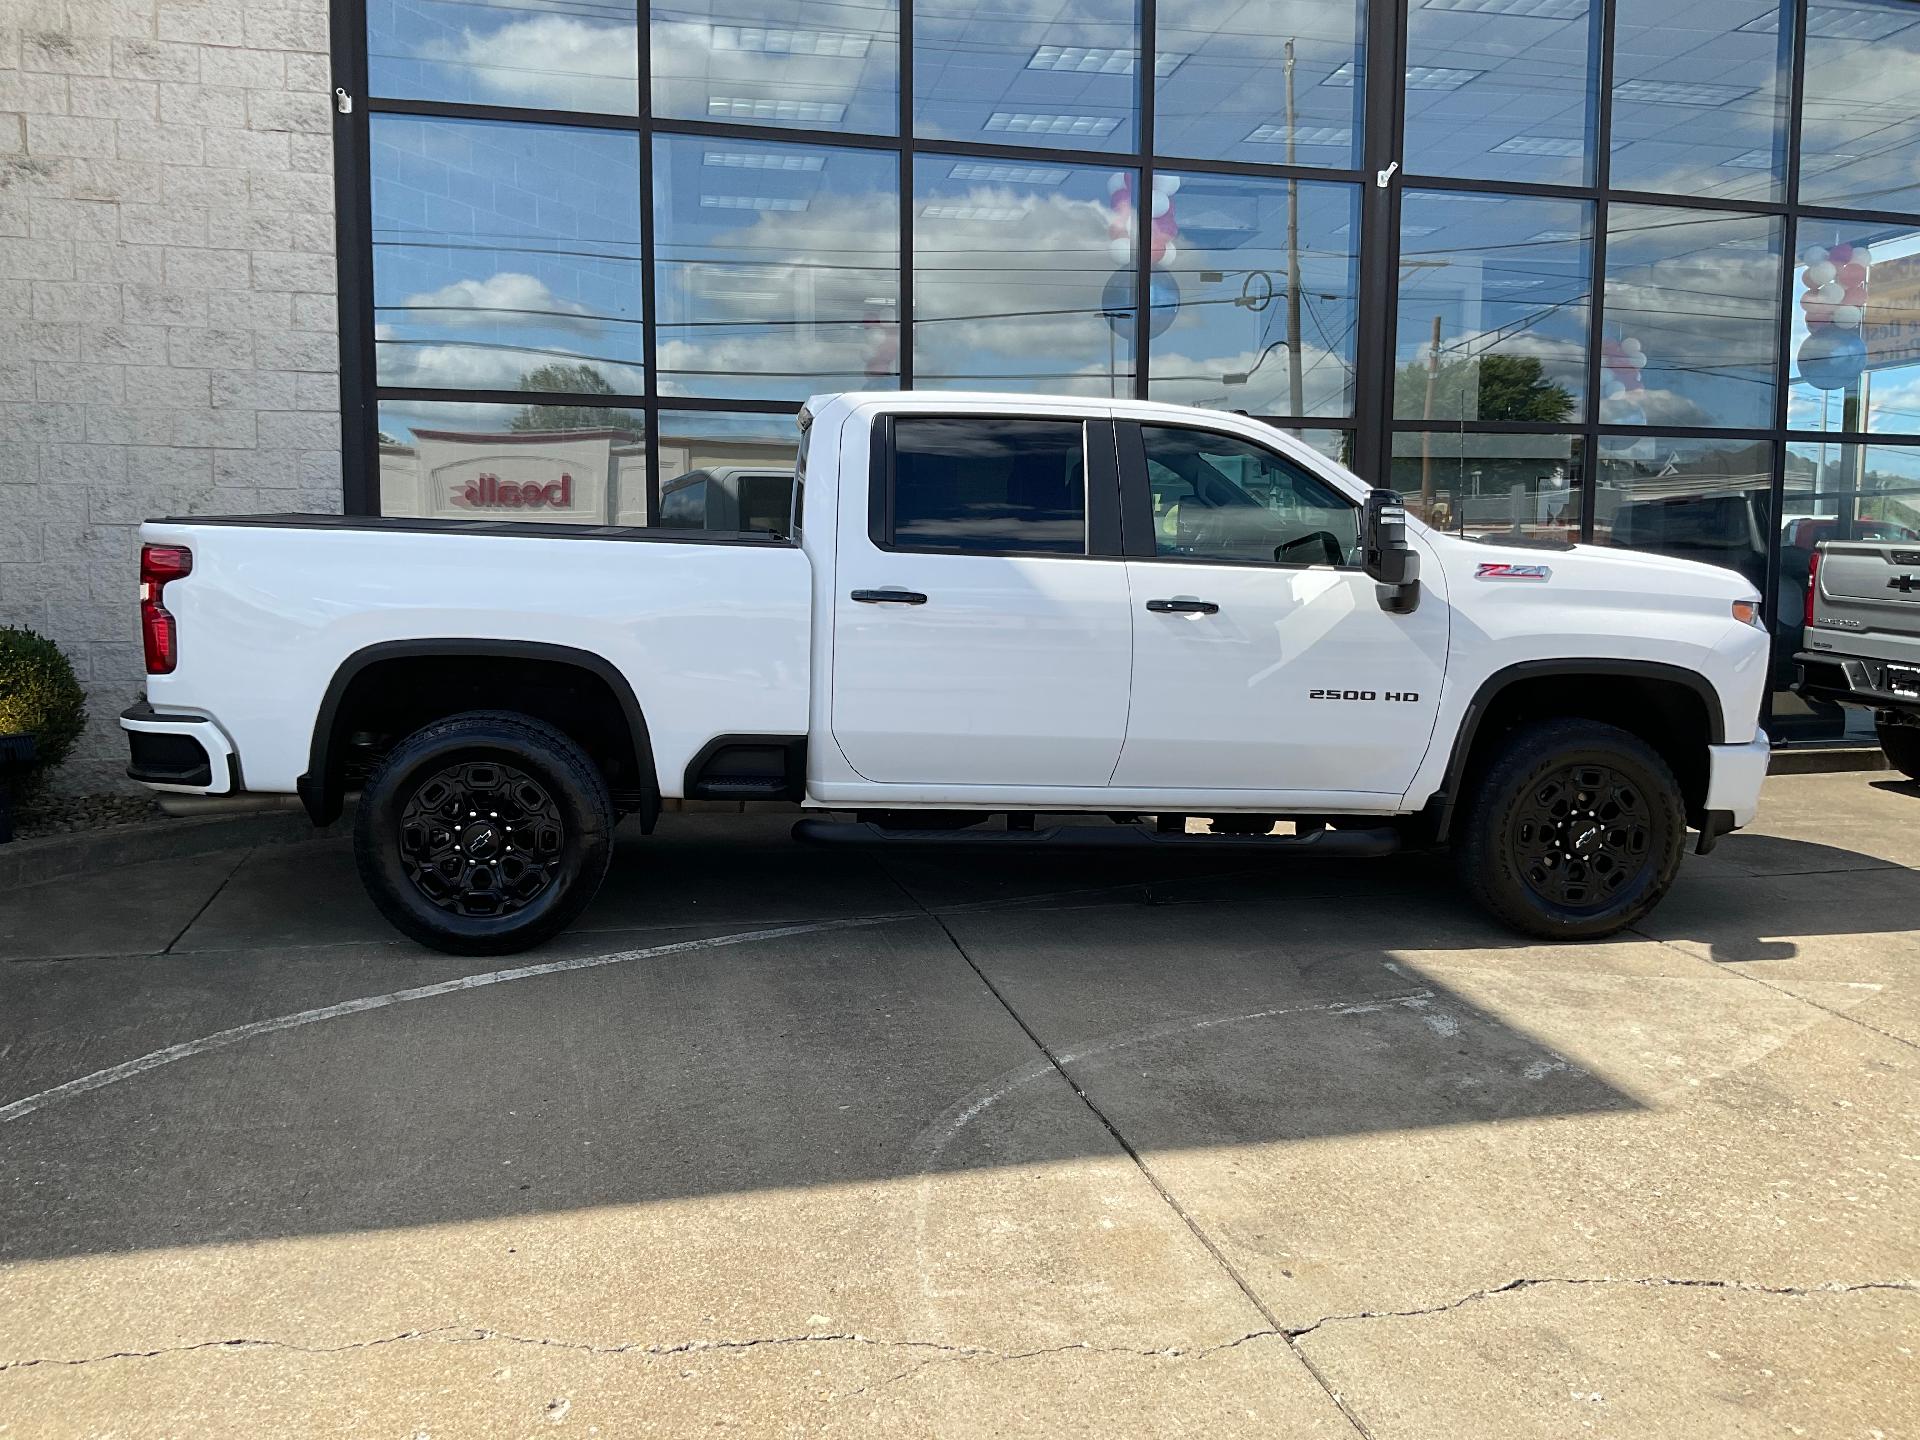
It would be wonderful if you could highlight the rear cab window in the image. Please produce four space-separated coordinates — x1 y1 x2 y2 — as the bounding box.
881 417 1088 555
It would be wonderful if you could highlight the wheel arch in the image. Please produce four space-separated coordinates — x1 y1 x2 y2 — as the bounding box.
1428 659 1725 842
299 639 659 829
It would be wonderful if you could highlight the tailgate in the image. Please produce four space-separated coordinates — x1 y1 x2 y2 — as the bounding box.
1814 541 1920 638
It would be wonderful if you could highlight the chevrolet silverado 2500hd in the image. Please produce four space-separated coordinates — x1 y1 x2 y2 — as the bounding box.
1796 537 1920 778
122 392 1772 954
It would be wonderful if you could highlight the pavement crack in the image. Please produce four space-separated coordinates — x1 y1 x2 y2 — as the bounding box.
0 1328 467 1373
0 1328 1293 1390
1284 1276 1920 1341
1627 923 1919 1054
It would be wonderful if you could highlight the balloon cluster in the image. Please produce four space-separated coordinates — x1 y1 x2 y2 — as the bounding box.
1107 172 1181 267
1798 241 1873 391
1101 172 1183 340
1598 335 1648 424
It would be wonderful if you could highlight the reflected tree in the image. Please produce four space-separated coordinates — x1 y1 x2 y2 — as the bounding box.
511 363 643 434
1395 353 1577 424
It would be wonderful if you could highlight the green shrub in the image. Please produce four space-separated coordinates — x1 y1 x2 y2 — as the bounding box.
0 626 89 789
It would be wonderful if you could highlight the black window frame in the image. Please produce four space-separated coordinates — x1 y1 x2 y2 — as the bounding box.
867 412 1124 558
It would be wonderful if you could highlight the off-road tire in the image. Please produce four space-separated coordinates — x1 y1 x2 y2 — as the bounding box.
1455 718 1686 941
1879 717 1920 781
355 710 615 955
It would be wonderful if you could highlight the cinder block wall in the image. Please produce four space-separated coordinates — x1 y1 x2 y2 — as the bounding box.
0 0 340 793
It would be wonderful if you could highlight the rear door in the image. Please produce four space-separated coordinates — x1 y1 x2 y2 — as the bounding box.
829 411 1133 786
1112 420 1448 796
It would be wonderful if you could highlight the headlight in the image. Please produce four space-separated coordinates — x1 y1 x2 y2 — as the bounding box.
1731 599 1763 628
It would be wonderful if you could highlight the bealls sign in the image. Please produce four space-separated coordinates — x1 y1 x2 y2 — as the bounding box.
452 471 574 510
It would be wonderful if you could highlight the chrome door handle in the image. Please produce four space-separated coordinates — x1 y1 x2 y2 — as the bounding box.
851 588 928 605
1146 598 1219 615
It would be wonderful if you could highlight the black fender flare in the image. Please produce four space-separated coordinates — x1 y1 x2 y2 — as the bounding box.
1426 658 1726 841
297 638 658 827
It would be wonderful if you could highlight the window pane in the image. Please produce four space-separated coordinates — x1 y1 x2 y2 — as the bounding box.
657 410 802 534
377 400 646 524
1601 204 1781 429
914 163 1135 396
1776 439 1920 740
1402 0 1597 184
1608 0 1792 203
914 0 1139 153
1788 220 1920 436
653 136 897 401
1141 425 1358 565
1147 174 1359 418
1282 427 1353 464
1390 431 1581 542
371 117 644 395
890 417 1086 553
652 0 899 135
1154 0 1363 166
1393 190 1589 424
1798 0 1920 217
369 0 639 113
1594 434 1773 592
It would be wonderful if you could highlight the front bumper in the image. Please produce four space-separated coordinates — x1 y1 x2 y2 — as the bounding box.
1701 733 1770 841
120 702 236 794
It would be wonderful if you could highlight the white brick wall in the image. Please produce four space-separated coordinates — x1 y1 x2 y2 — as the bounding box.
0 0 339 792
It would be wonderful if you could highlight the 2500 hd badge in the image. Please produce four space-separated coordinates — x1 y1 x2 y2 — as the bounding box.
1308 689 1422 702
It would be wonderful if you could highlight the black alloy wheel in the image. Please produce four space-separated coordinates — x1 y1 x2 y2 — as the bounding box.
1455 718 1686 940
354 711 616 955
398 759 566 917
1510 761 1650 910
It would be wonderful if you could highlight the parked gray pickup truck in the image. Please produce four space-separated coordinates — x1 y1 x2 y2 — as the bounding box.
1797 539 1920 778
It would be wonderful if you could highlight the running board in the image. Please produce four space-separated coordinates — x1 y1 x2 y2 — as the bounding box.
791 819 1401 857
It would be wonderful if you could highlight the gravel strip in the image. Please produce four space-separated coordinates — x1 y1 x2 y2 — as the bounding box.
11 792 166 841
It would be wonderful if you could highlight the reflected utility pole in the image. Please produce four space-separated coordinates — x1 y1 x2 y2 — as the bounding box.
1422 313 1441 514
1284 39 1304 418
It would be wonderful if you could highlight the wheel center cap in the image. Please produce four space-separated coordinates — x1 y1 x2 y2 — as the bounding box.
462 821 502 858
1571 822 1603 853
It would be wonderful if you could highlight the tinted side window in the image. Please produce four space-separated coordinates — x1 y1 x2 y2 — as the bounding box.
1141 426 1359 567
660 476 706 528
889 418 1086 555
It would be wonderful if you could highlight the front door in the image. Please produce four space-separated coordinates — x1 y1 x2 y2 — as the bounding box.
1111 421 1448 796
830 412 1134 787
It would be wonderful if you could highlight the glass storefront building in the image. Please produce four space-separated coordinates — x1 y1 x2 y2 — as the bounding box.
339 0 1920 743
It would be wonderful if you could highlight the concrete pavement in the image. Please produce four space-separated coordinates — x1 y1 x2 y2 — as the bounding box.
1 772 1915 1437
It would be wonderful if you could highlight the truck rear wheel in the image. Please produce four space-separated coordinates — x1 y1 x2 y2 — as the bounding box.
354 711 615 955
1878 717 1920 781
1455 719 1685 941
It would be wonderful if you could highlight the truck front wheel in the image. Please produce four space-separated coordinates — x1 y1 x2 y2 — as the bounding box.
354 711 615 955
1455 719 1686 941
1877 716 1920 781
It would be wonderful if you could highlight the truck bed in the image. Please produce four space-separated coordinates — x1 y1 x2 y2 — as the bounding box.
139 513 813 800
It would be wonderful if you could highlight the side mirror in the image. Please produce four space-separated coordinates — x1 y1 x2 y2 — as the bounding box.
1364 488 1420 614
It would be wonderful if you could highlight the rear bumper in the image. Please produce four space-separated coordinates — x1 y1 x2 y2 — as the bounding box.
1796 651 1920 713
1703 734 1770 835
120 702 235 794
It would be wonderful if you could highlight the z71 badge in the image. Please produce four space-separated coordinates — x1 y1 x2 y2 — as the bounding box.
1475 562 1552 580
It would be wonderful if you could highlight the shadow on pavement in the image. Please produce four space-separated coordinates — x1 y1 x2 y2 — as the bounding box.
0 818 1909 1264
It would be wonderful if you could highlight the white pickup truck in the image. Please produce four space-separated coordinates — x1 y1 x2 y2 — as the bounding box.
123 391 1772 954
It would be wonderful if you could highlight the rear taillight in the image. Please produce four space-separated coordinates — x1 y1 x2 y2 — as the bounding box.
140 544 192 674
1804 548 1821 628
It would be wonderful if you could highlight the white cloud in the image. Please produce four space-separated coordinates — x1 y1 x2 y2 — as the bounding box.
420 15 638 110
400 272 602 335
377 331 645 396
